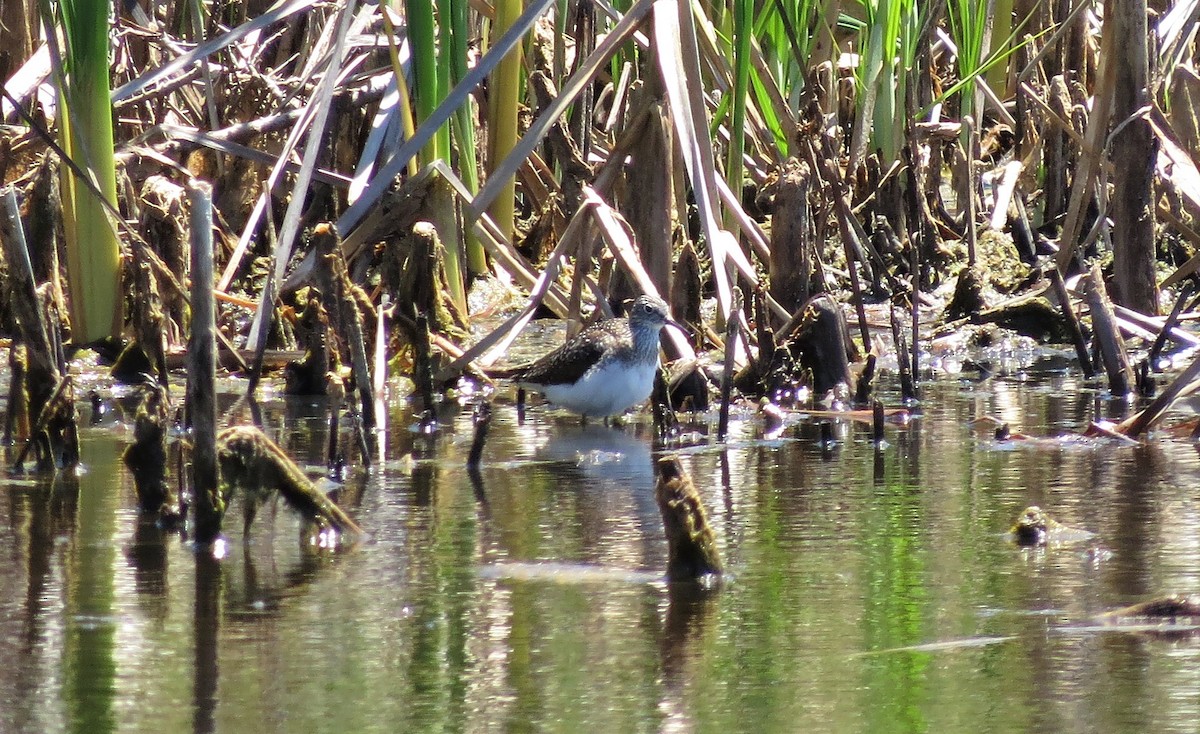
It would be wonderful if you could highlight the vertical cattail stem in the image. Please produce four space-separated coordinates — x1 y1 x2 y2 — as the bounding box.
718 288 743 441
187 181 221 544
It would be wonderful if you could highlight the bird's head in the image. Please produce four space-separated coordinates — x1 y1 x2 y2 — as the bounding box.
628 294 685 334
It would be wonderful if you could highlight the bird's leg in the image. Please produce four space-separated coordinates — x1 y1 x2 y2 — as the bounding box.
243 495 260 537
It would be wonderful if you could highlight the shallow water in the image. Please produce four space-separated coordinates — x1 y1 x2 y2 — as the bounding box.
4 375 1200 733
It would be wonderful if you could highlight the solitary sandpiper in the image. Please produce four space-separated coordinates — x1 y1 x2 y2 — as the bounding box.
515 295 684 419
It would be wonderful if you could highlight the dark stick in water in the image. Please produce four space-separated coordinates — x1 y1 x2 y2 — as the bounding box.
718 288 743 441
1047 266 1096 379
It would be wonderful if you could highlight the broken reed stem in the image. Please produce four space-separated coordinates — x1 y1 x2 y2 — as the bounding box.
373 294 389 431
651 368 677 438
0 186 59 414
313 224 376 428
754 288 776 376
963 116 979 268
187 181 221 544
326 409 340 470
902 144 929 299
890 306 917 403
467 400 492 470
414 313 437 413
467 401 492 504
1048 266 1096 379
872 399 885 445
805 142 871 349
11 374 71 470
1147 281 1196 370
819 420 835 450
245 184 280 398
1010 195 1038 263
910 295 920 387
854 353 877 406
1085 263 1134 395
4 345 27 443
325 372 345 470
352 412 372 468
718 287 743 441
907 187 921 385
1117 351 1200 438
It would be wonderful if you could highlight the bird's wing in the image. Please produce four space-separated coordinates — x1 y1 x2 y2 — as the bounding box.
514 322 623 386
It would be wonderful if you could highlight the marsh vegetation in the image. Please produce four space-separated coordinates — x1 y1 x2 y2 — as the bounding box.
5 0 1200 730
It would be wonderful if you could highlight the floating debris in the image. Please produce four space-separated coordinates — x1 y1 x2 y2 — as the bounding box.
1008 506 1095 546
1101 595 1200 623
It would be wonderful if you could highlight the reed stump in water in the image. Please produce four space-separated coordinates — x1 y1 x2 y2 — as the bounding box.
655 456 722 582
742 294 853 400
283 288 336 396
122 381 179 520
216 425 362 536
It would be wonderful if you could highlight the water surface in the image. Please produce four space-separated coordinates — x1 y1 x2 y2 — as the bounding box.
3 376 1200 733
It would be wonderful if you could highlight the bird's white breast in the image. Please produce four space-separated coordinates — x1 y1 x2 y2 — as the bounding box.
538 358 657 417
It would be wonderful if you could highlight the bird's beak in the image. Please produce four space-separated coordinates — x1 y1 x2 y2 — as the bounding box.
664 316 687 334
